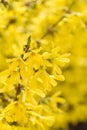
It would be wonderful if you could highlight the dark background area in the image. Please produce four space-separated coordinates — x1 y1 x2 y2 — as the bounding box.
69 122 87 130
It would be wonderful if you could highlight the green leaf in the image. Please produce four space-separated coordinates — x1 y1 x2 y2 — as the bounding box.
27 35 31 45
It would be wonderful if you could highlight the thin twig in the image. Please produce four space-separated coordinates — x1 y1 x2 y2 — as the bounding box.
41 15 65 39
40 1 75 40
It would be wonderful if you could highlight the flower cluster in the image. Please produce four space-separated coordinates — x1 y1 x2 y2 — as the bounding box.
0 0 87 130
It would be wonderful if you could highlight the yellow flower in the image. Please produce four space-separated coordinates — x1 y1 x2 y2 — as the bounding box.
3 101 28 126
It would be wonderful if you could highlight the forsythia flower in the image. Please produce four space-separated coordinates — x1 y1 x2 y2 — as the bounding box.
0 0 87 130
0 39 70 130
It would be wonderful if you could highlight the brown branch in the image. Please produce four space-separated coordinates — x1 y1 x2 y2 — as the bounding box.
25 0 38 7
40 1 74 40
41 15 65 39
